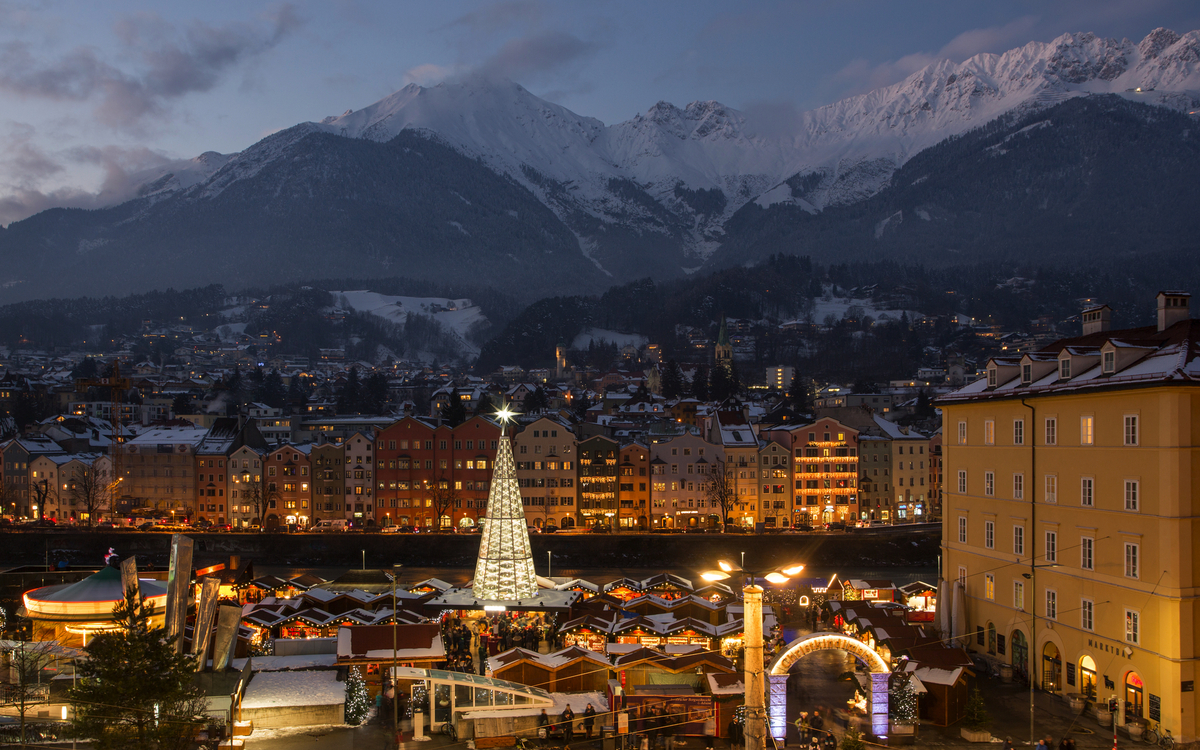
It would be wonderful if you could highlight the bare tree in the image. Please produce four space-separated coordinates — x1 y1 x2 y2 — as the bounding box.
30 480 50 521
242 480 270 527
69 465 108 526
427 476 462 532
705 459 738 532
3 638 61 745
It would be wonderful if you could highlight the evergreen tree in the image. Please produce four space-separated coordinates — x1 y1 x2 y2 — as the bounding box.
963 687 991 730
441 395 468 426
71 584 205 750
889 672 919 723
475 392 495 417
689 364 709 401
338 368 362 414
787 373 813 412
345 666 371 725
287 376 309 411
839 725 866 750
661 359 684 400
523 386 549 414
363 372 390 415
710 364 734 403
260 370 287 409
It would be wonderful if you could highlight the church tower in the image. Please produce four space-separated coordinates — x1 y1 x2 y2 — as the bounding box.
714 316 732 369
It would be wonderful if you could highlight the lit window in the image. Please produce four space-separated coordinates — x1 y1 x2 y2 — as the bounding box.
1045 589 1057 620
985 574 995 600
1081 416 1094 446
984 420 995 445
957 421 967 445
1125 609 1139 644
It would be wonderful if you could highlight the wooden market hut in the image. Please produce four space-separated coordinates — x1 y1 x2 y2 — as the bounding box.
489 645 611 693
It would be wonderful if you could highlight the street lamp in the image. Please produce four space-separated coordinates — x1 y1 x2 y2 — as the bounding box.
1023 562 1060 746
701 559 804 750
389 563 403 740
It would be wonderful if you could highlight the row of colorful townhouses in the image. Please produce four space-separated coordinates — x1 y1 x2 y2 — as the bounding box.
2 410 942 529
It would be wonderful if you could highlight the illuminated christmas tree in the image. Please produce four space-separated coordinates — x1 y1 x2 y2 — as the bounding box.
345 666 370 725
890 672 918 722
472 406 538 601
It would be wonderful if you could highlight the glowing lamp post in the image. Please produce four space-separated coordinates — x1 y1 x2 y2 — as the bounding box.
701 560 803 750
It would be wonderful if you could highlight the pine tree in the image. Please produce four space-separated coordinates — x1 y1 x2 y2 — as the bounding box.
339 368 362 414
787 373 813 412
345 666 371 725
662 359 684 400
70 584 205 750
890 673 919 723
963 687 990 730
689 365 709 400
442 395 468 426
840 725 866 750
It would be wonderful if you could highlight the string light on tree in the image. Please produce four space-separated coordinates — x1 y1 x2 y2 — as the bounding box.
345 666 370 725
472 403 538 602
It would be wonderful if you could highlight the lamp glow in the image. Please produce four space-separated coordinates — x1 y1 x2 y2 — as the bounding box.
701 571 730 582
718 560 734 573
764 572 789 584
781 565 805 576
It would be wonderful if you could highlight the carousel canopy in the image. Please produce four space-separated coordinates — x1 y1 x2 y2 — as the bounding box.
22 565 168 622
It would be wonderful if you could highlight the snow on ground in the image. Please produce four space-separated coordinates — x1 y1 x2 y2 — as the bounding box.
242 670 345 709
572 328 648 350
810 296 924 325
231 654 337 671
214 322 247 343
332 290 486 357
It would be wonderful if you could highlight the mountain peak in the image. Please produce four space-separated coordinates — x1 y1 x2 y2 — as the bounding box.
1139 27 1182 59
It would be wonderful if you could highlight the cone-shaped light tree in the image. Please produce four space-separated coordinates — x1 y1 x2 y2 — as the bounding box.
472 405 538 601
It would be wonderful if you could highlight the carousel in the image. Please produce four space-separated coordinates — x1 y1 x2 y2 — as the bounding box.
21 564 168 646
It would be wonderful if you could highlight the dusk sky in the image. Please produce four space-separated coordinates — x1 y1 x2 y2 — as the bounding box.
1 0 1198 225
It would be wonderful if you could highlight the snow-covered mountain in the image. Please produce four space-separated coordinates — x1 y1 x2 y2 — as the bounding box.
2 28 1198 305
148 27 1199 273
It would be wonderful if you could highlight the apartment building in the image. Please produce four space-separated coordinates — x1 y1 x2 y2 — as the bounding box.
758 439 792 528
122 425 208 516
512 416 577 529
265 444 313 527
310 440 346 522
343 431 375 525
708 410 760 528
649 433 724 529
617 442 649 530
578 435 618 529
939 292 1200 740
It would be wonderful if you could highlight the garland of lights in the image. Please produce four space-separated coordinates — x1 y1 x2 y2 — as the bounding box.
345 666 371 725
889 672 918 723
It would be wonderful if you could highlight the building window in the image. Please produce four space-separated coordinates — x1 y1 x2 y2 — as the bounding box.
985 520 994 549
984 420 995 445
957 421 967 445
958 516 967 544
1125 609 1140 645
984 471 995 497
1013 525 1024 556
1124 480 1139 511
1045 589 1057 620
1060 359 1071 379
1044 475 1057 503
985 573 995 600
1014 581 1024 611
1125 543 1139 579
987 368 997 387
1081 416 1094 446
1081 477 1094 507
1021 363 1032 384
1044 417 1057 446
1124 415 1138 446
1045 531 1057 563
1081 537 1094 570
1081 599 1094 631
957 470 966 494
1013 419 1024 445
1013 473 1024 500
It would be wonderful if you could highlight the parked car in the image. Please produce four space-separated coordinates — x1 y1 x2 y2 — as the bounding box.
791 523 814 532
543 524 559 534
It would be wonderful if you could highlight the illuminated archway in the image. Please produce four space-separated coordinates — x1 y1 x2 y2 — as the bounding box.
766 632 890 739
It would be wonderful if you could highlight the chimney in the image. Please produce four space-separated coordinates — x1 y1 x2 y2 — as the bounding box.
1156 291 1191 332
1081 305 1111 335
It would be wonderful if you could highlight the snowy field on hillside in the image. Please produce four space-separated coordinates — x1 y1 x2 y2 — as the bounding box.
809 297 925 325
572 328 648 350
332 290 486 357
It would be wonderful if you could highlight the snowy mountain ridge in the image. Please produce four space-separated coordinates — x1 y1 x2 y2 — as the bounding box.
138 28 1200 271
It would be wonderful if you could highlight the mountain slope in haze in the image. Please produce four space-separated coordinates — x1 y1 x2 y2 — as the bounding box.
0 28 1198 302
711 95 1200 270
0 131 605 302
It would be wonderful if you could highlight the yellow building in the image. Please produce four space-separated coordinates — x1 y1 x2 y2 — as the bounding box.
938 292 1200 740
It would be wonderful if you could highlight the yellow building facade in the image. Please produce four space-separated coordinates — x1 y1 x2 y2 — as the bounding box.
940 295 1200 740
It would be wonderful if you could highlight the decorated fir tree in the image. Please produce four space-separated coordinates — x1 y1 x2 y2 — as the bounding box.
345 666 371 725
890 673 919 723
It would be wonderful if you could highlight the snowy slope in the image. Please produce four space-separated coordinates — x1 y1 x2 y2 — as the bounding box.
332 290 485 357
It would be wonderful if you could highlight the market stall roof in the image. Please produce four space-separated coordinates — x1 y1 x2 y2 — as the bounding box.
425 587 581 613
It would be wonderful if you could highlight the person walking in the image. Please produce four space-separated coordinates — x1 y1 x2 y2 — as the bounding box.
583 703 597 740
538 709 551 745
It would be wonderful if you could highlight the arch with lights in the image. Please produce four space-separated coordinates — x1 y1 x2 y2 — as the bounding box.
766 632 890 739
